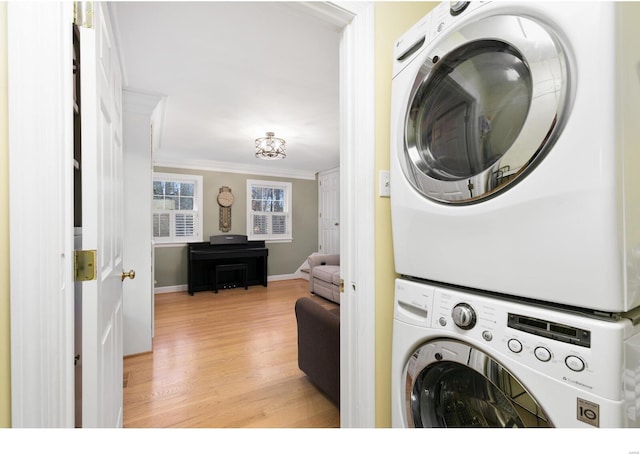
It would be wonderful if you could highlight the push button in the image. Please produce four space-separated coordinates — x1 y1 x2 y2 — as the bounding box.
534 346 552 362
507 339 522 353
565 355 586 372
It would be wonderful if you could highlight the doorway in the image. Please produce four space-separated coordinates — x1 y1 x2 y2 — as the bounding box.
7 1 375 428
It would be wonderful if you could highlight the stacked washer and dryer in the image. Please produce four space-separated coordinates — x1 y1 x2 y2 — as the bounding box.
389 1 640 428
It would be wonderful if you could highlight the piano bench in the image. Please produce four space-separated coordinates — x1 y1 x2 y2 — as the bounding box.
212 263 248 293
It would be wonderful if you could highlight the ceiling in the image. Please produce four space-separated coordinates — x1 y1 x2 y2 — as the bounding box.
110 1 341 179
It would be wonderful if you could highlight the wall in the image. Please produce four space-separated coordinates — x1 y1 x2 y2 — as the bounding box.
0 2 10 427
122 91 162 356
153 166 318 288
374 1 436 428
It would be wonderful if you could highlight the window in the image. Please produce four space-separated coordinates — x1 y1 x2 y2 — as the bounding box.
247 179 292 242
153 172 203 244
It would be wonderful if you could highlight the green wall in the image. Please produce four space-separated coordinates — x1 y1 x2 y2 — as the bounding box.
0 2 11 428
374 1 436 428
153 166 318 287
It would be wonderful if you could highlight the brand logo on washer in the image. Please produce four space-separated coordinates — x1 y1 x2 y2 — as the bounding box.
577 398 599 427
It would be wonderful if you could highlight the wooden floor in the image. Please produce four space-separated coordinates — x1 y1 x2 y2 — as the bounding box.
123 278 340 428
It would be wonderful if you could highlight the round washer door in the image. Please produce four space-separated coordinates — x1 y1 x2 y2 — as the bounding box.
401 14 570 204
403 339 553 428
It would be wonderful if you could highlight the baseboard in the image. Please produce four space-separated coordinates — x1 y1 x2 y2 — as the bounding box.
154 284 188 294
154 275 301 294
268 274 298 282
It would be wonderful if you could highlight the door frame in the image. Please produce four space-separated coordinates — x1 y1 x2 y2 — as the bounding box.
8 2 75 426
332 1 375 427
292 1 376 427
8 1 376 427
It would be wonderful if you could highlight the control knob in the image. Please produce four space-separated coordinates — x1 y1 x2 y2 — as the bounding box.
451 302 476 330
450 1 470 16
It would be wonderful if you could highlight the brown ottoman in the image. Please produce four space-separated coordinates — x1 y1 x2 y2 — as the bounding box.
294 297 340 406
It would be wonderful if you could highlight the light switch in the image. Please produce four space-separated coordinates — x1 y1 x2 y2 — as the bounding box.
379 170 390 197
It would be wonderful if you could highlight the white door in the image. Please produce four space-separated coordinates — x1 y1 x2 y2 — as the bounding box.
318 168 340 254
79 3 126 428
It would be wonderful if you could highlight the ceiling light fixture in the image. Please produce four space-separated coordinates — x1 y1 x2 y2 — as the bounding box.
255 132 286 160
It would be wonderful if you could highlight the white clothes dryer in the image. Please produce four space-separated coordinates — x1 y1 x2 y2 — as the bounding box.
390 1 640 313
391 278 640 428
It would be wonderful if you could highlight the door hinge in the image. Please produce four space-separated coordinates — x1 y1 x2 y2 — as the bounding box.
74 249 97 281
73 1 94 28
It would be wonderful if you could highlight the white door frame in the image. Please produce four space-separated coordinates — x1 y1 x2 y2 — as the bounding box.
337 1 376 428
8 2 75 427
8 1 376 427
309 1 376 427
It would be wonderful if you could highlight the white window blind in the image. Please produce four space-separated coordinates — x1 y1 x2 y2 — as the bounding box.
247 179 292 242
153 172 203 244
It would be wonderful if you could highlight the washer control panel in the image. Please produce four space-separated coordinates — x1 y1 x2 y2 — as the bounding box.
431 287 593 377
507 313 591 348
394 278 630 399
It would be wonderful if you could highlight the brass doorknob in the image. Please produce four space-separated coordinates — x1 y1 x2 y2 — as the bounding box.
121 270 136 281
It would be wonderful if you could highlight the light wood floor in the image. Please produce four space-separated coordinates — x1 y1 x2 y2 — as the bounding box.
123 278 340 428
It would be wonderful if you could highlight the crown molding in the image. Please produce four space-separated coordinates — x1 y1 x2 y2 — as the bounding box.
152 158 318 181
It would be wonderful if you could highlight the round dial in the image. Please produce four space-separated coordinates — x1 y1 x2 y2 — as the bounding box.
449 1 470 15
217 190 234 207
451 302 476 330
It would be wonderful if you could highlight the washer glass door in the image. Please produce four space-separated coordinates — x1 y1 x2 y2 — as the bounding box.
404 339 552 428
402 15 569 204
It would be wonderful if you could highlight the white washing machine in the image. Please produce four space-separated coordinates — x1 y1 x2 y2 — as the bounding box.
390 1 640 313
391 278 640 428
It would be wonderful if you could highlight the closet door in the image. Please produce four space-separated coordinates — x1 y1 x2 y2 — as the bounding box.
318 168 340 254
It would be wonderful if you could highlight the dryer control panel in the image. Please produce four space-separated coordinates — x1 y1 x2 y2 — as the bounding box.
392 0 489 77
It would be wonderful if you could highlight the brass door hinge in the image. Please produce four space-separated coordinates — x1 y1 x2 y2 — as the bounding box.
73 1 94 28
74 250 97 281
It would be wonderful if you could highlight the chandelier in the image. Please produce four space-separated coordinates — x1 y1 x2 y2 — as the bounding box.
255 132 286 160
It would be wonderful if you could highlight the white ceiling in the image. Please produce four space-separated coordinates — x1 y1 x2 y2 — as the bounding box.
110 1 341 179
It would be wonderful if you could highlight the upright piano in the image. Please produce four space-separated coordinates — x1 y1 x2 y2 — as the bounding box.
187 234 268 295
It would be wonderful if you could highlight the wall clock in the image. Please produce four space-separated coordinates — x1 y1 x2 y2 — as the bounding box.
217 186 234 232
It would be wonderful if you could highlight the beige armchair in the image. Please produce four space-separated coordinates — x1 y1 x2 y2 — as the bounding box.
307 253 341 304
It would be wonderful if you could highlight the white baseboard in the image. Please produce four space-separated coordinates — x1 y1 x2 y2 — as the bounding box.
268 274 298 282
154 284 188 294
153 275 301 294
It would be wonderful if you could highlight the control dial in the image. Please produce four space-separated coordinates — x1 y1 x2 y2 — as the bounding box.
451 303 476 330
450 1 470 16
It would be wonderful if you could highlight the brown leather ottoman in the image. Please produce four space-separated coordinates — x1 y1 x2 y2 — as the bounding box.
294 297 340 406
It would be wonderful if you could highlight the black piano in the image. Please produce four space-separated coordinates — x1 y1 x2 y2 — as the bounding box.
187 235 268 295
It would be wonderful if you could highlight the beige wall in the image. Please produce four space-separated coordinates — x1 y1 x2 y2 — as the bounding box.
0 2 11 428
153 166 318 287
374 1 436 427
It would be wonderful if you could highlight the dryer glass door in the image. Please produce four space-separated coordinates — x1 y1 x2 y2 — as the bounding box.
402 15 569 204
404 339 552 428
